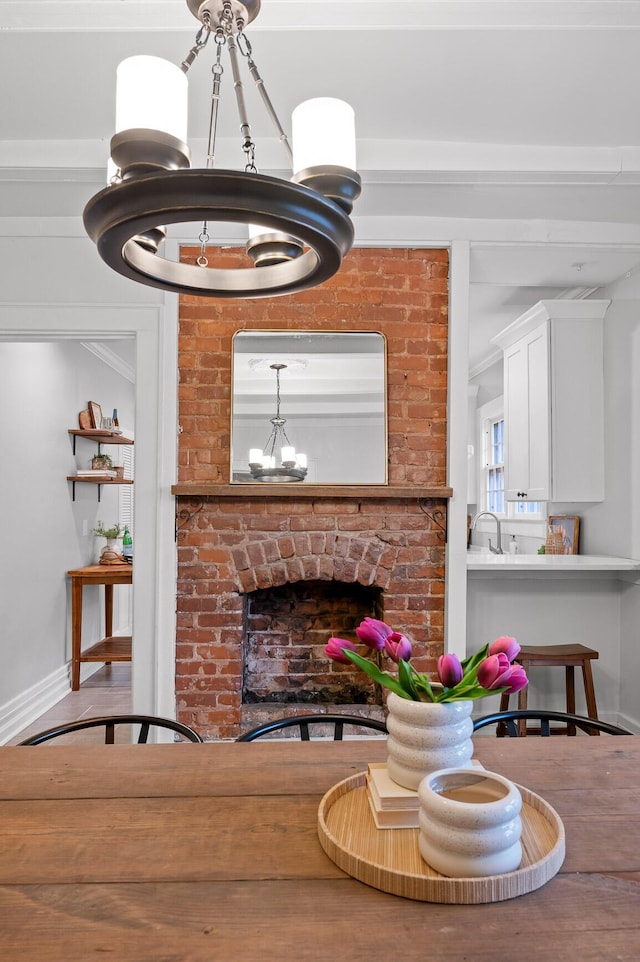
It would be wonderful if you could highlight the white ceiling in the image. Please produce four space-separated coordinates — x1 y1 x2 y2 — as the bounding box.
3 0 640 372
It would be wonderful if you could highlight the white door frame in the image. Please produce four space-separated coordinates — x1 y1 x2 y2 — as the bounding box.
0 298 179 718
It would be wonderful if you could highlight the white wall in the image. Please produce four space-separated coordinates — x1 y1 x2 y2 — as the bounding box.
0 340 134 706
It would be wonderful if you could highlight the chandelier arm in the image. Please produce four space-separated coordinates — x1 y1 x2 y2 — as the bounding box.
206 44 225 169
262 425 278 459
181 20 211 74
227 33 256 170
245 57 293 167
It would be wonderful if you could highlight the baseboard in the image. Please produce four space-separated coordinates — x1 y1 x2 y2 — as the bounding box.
0 662 103 745
616 710 640 734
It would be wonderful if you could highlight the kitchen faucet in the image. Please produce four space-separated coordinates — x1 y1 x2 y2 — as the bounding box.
470 511 503 555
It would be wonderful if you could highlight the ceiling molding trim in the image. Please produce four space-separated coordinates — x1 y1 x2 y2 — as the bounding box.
4 2 640 33
468 349 503 381
81 341 135 382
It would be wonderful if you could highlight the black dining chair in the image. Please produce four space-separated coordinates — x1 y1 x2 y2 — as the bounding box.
18 714 203 745
237 713 388 741
473 708 632 737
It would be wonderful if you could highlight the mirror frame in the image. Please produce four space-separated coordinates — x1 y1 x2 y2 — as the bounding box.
230 329 388 485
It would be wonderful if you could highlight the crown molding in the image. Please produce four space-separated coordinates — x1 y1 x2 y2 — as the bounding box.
81 341 134 382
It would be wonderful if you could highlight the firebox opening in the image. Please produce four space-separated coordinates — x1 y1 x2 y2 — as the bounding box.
242 580 384 707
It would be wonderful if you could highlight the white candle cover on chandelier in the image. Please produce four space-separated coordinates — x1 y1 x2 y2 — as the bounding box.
291 98 356 173
281 446 296 463
296 453 308 469
249 448 264 465
115 56 188 142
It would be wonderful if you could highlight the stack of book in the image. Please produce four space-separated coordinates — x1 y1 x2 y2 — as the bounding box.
74 469 118 478
365 762 420 829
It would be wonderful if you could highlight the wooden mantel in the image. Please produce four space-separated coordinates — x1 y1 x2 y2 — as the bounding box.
171 484 453 499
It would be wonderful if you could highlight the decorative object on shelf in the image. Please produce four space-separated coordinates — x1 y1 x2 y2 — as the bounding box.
91 453 114 472
82 0 361 300
248 363 307 482
548 515 580 555
122 526 133 564
93 522 122 540
417 768 523 878
326 621 528 790
79 409 92 430
93 521 124 564
88 401 103 429
544 525 564 554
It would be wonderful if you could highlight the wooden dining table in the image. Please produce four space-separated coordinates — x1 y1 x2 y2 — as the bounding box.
0 736 638 961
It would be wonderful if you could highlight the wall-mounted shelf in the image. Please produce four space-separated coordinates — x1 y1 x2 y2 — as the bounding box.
68 428 134 501
68 429 134 455
67 475 134 502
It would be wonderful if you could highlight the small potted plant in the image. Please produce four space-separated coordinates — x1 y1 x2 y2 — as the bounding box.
93 521 123 564
91 453 114 471
93 521 122 542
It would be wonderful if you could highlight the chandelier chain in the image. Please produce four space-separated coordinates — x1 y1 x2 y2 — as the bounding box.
264 366 292 458
197 225 210 267
199 24 225 267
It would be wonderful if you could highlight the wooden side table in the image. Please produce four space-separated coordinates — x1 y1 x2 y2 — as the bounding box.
67 564 132 690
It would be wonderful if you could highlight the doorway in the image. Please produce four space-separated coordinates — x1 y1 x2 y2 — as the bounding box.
0 302 178 740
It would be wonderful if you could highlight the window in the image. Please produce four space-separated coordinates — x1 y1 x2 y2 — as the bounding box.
118 443 134 529
486 415 505 514
477 398 543 518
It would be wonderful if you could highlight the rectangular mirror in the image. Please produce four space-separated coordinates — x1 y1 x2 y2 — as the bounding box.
231 331 387 484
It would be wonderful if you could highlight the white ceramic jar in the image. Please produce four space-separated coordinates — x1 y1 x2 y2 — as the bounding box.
385 692 474 791
418 768 523 878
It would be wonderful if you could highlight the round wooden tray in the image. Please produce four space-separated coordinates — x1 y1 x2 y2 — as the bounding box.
318 771 565 903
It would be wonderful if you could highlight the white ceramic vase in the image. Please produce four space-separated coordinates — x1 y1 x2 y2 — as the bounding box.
99 538 121 564
417 767 523 878
385 692 474 791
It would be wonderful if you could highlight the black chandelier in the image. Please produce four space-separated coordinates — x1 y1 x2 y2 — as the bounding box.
248 363 308 481
83 0 361 299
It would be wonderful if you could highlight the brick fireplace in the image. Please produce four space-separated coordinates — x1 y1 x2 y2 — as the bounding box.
174 247 450 739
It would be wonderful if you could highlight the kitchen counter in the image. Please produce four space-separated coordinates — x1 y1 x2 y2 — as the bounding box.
467 550 640 574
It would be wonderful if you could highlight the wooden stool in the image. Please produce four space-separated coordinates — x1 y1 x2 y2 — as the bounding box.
499 643 600 736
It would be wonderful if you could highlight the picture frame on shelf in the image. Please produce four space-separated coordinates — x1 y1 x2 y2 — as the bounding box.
88 401 103 429
548 515 580 555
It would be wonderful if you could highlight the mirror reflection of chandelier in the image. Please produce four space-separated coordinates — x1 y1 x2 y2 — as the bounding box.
249 363 307 482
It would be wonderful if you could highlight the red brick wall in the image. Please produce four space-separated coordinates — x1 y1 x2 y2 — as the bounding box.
176 247 449 739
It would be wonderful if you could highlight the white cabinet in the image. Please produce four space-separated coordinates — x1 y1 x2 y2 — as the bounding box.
492 299 609 503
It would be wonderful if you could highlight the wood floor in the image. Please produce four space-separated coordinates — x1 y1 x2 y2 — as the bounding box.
6 664 131 745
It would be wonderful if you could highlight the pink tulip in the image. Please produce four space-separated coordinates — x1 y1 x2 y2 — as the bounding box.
501 664 528 694
477 652 511 689
355 617 392 651
385 632 412 663
489 635 520 663
325 637 358 664
438 653 463 688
